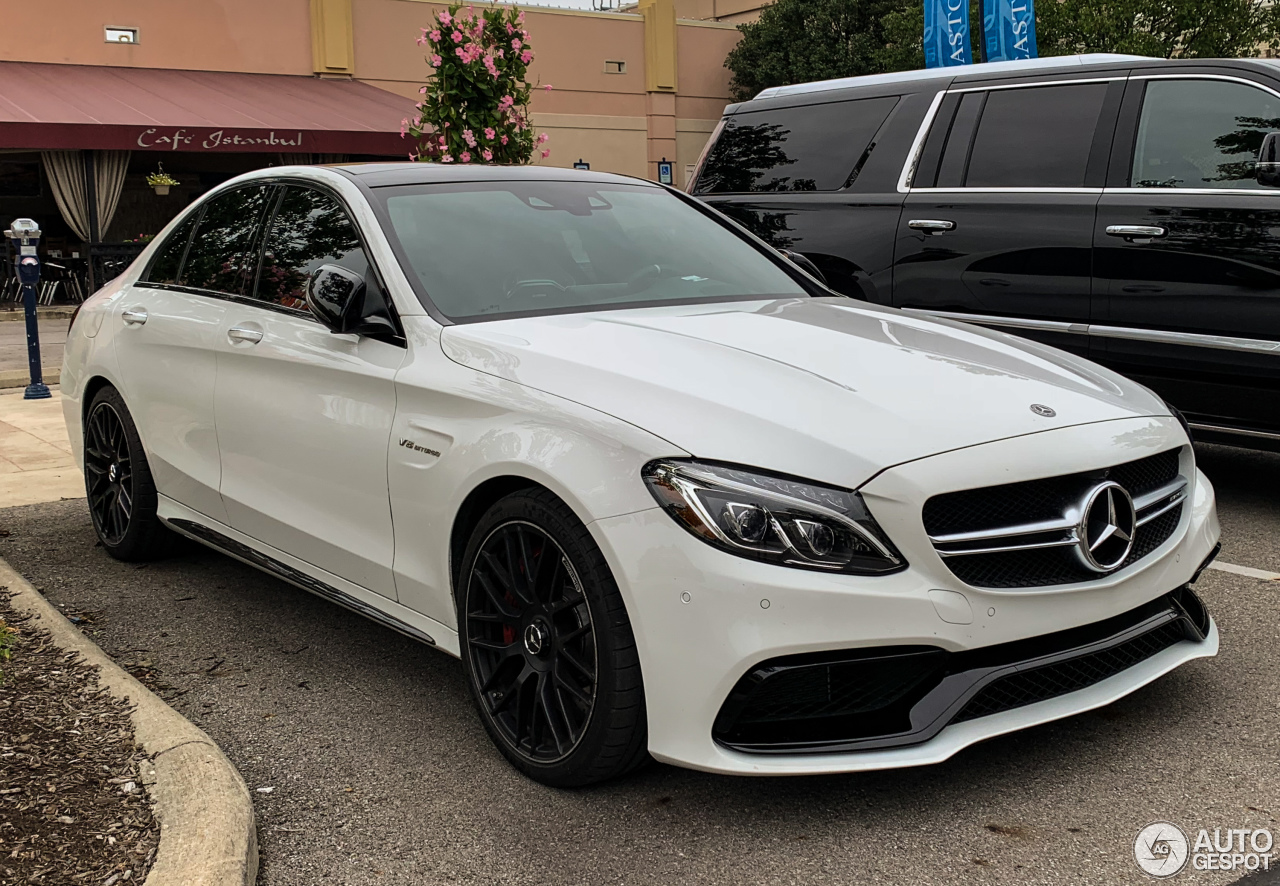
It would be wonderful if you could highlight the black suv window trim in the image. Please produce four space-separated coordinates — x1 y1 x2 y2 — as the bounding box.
901 75 1128 193
1107 72 1280 195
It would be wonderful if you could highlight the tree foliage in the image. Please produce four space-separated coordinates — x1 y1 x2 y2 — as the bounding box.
726 0 1280 102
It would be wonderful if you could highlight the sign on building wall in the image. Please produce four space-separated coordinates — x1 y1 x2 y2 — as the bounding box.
923 0 973 68
982 0 1037 62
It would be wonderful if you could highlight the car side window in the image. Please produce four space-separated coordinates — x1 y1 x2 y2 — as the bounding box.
253 186 370 312
144 212 199 285
959 83 1108 188
694 96 900 194
178 185 273 295
1131 79 1280 189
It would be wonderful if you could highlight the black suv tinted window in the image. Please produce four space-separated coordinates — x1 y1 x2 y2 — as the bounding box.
254 186 369 312
145 213 198 285
1132 79 1280 189
179 185 272 295
962 83 1107 188
695 96 899 194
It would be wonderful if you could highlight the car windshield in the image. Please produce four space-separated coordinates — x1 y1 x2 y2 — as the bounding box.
374 180 808 321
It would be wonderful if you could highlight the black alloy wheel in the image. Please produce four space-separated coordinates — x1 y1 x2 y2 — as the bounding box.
459 489 648 787
84 400 132 546
466 520 597 762
83 386 173 561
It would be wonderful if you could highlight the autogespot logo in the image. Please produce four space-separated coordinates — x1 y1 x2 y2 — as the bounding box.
1135 822 1190 878
1135 822 1276 877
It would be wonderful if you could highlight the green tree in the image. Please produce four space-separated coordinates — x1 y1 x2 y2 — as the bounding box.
1037 0 1280 58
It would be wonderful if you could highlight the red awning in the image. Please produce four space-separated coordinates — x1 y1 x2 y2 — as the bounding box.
0 61 415 156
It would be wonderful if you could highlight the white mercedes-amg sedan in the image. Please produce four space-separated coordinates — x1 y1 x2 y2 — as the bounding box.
62 164 1221 786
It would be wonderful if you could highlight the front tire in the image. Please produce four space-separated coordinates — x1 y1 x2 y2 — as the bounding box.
83 385 173 561
458 488 648 787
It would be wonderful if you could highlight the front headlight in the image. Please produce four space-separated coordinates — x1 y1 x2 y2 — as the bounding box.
641 460 905 575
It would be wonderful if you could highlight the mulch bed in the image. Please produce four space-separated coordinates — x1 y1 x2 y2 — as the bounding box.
0 593 158 884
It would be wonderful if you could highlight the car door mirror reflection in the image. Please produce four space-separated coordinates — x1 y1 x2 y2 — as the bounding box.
305 264 397 336
1256 132 1280 187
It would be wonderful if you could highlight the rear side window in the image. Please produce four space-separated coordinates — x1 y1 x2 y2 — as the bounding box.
179 185 273 295
145 213 198 285
1131 79 1280 188
961 83 1107 188
694 96 899 194
254 186 369 312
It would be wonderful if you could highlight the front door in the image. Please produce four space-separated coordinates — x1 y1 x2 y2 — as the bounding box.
893 79 1123 357
1094 74 1280 438
213 184 405 599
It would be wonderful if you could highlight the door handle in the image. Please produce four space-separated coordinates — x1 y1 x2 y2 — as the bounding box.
908 219 956 234
227 326 264 345
121 308 148 326
1105 224 1167 241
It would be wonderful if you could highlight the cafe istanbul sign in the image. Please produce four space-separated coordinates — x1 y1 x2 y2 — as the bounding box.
136 127 306 150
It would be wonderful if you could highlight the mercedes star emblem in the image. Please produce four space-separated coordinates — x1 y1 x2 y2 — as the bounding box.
523 622 546 656
1030 404 1056 417
1076 481 1137 572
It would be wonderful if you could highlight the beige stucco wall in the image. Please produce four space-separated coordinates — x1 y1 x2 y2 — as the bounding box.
0 0 314 75
0 0 738 183
671 0 766 24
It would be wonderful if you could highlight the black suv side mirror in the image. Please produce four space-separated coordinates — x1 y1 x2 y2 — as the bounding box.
779 250 828 287
306 264 398 336
1257 132 1280 187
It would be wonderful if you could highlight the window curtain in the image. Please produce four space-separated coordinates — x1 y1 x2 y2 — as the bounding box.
277 153 349 165
40 150 131 242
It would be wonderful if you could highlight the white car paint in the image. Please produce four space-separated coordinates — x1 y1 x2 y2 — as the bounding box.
62 165 1220 776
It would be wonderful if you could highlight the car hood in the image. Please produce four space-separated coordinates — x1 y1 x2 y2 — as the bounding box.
439 298 1167 489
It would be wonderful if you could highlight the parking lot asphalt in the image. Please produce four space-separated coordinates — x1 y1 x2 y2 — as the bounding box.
0 442 1276 886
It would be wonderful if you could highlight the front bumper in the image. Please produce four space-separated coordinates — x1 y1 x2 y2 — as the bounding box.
590 417 1220 775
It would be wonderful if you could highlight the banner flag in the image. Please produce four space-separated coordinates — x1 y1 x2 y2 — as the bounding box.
982 0 1037 62
924 0 973 68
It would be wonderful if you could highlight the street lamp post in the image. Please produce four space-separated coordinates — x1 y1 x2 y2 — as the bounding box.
4 219 51 400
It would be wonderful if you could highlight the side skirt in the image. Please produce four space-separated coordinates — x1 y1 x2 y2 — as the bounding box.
157 498 460 657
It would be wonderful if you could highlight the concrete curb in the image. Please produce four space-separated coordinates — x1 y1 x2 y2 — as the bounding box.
0 557 259 886
0 368 60 390
0 307 77 321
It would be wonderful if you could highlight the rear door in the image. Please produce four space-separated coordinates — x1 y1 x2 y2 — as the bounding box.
110 187 272 523
1093 71 1280 439
893 77 1125 357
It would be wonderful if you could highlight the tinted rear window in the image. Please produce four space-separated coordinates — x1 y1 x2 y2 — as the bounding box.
962 83 1107 188
694 96 899 194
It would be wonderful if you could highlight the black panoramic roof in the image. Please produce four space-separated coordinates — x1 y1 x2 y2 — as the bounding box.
331 162 655 189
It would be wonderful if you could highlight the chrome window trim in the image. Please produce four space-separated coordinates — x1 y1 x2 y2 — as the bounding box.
897 90 947 194
898 76 1125 194
1104 187 1280 196
903 308 1280 355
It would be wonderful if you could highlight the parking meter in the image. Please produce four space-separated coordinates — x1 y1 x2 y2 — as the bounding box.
4 218 51 400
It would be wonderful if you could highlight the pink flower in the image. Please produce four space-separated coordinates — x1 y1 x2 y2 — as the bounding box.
498 95 514 110
482 149 493 161
540 149 550 159
506 22 514 34
536 132 548 145
460 151 471 163
441 154 453 162
520 49 532 64
512 38 522 50
439 11 452 25
484 56 499 78
430 29 441 41
416 31 429 46
462 128 477 147
484 127 496 140
517 10 525 22
400 118 408 137
439 135 447 145
496 48 504 58
431 54 442 67
408 151 419 161
544 84 553 91
500 135 509 145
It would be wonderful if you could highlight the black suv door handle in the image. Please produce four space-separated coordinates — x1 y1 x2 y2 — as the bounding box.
908 219 956 234
1106 224 1167 241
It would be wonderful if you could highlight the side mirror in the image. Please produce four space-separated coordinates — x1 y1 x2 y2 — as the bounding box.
780 250 828 287
306 264 397 336
1257 132 1280 187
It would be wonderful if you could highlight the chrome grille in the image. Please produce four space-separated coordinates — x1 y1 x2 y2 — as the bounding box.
923 450 1185 589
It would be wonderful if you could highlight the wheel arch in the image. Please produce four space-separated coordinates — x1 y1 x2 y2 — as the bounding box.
449 474 544 596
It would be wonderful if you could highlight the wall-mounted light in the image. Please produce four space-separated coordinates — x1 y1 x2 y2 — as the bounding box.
105 27 139 44
604 60 627 74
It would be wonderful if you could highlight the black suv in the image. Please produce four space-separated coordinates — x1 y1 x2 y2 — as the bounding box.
690 53 1280 450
